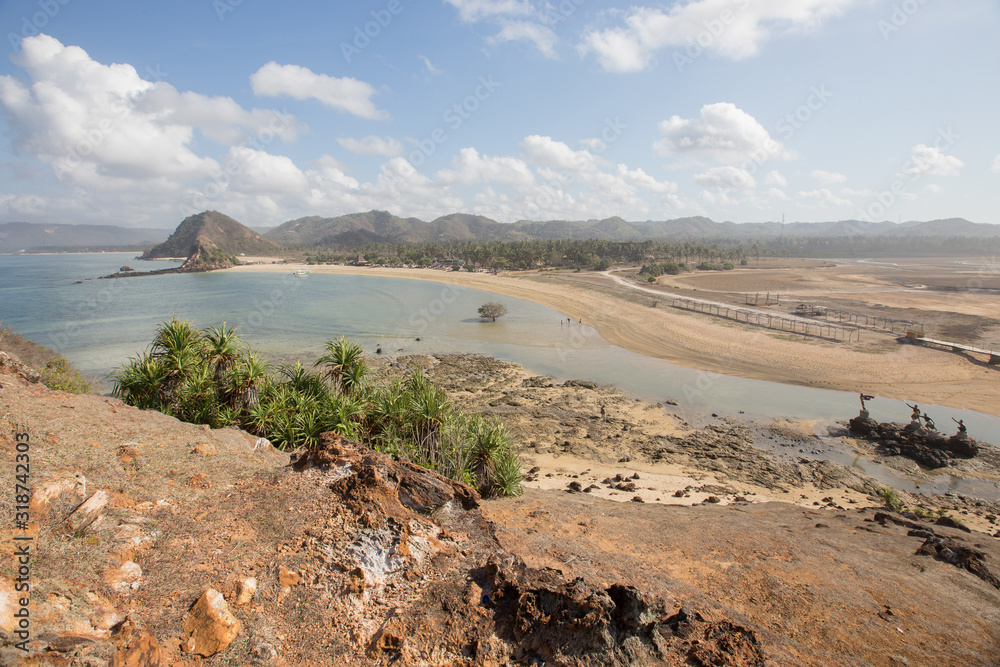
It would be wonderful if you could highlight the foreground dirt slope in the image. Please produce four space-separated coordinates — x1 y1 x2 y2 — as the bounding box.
2 357 999 666
484 491 1000 666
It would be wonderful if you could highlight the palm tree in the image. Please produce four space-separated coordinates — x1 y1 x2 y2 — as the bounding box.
315 336 365 392
112 355 169 410
203 322 243 382
226 352 269 411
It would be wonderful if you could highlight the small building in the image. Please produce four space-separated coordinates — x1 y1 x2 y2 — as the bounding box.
353 253 368 266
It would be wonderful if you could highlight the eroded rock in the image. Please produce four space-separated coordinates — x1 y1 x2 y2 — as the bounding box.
182 588 242 657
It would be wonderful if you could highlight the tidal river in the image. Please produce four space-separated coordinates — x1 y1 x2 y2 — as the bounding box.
2 252 998 496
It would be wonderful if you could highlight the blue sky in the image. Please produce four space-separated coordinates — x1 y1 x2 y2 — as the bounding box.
0 0 997 228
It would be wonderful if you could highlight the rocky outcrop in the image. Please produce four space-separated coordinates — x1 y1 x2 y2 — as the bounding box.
0 351 40 383
182 588 242 657
849 416 979 468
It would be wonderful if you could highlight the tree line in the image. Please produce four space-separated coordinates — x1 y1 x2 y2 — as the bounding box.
298 234 1000 272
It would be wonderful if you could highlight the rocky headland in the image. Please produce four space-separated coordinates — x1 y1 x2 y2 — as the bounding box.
2 351 999 665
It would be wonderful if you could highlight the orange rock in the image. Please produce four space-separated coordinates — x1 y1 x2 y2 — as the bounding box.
112 615 162 667
187 473 210 489
235 577 257 605
278 565 301 587
181 588 241 657
192 443 217 456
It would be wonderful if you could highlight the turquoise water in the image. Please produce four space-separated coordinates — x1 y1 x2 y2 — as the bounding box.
2 253 999 447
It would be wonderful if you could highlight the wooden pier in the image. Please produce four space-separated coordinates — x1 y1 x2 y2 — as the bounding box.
914 337 1000 365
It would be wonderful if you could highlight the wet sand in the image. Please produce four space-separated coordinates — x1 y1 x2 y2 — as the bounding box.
231 262 1000 417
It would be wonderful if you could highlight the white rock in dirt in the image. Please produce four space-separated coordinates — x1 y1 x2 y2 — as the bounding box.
236 577 257 605
106 561 143 593
57 490 109 536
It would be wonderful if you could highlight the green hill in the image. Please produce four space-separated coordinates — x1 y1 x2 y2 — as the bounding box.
140 211 281 265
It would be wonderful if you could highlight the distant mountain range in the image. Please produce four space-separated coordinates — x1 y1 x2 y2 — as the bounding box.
3 212 999 253
264 212 1000 246
0 222 171 252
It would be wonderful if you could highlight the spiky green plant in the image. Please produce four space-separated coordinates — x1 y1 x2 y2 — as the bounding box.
315 336 365 392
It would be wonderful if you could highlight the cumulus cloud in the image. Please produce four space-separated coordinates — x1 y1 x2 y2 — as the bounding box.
337 135 404 156
435 147 535 186
250 62 387 120
904 144 963 177
579 0 861 72
810 169 846 184
694 166 756 190
0 34 303 189
488 20 558 57
655 103 794 164
615 165 677 193
520 135 599 172
764 170 788 187
224 147 309 195
798 188 851 207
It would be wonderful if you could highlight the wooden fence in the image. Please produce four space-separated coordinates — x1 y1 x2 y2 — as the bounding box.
669 298 861 342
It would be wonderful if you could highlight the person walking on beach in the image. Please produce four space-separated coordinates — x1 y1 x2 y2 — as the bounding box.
600 404 606 421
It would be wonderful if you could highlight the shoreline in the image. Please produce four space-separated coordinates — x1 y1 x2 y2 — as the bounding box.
230 262 1000 418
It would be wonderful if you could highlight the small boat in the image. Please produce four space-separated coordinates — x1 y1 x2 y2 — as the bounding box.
292 269 309 277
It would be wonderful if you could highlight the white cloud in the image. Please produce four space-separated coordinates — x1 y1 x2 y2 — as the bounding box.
654 103 794 164
337 135 404 156
444 0 535 22
0 34 295 185
810 169 846 184
766 187 790 201
224 147 309 195
798 188 851 207
764 170 788 187
615 164 677 193
488 20 558 57
419 55 442 75
520 135 599 172
904 144 963 177
694 166 756 190
435 147 535 186
922 184 943 194
250 62 387 120
579 0 861 72
444 0 561 57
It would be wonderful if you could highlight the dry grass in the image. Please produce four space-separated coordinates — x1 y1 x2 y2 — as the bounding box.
0 322 93 393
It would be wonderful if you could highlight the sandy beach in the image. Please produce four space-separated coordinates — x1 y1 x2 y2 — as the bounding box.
231 262 1000 417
